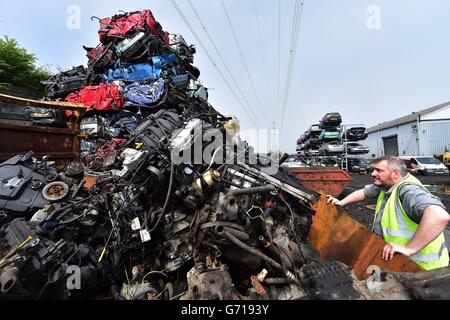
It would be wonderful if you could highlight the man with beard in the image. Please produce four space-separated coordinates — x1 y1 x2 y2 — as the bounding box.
326 156 449 270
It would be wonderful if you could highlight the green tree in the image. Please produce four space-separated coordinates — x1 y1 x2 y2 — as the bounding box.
0 36 52 92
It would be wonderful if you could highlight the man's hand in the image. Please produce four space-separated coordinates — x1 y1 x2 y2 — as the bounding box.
381 243 414 261
326 195 344 207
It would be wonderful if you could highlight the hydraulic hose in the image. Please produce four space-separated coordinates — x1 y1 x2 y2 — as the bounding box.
223 230 299 285
216 226 249 241
150 155 175 233
200 221 247 232
200 222 249 241
227 185 275 197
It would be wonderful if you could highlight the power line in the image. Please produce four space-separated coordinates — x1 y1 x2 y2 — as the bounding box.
252 0 271 115
276 0 281 125
220 0 268 125
282 0 300 119
280 0 304 128
187 0 264 128
169 0 262 129
279 0 305 130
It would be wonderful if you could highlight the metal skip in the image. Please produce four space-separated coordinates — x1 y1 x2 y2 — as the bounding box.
308 194 424 280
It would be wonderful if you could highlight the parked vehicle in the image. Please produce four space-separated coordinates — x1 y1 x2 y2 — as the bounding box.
309 137 321 147
401 159 418 174
319 142 344 155
296 150 306 157
319 128 341 141
296 143 305 151
342 127 368 141
310 131 321 139
344 142 370 154
310 124 322 133
281 156 308 168
346 157 372 174
399 156 449 175
42 65 89 99
319 112 342 128
304 130 311 140
307 147 320 157
320 156 339 167
300 132 307 141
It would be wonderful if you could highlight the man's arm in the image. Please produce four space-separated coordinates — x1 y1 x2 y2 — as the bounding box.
382 205 450 260
326 189 367 207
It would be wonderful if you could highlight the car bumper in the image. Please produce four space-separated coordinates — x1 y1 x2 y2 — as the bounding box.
424 169 449 175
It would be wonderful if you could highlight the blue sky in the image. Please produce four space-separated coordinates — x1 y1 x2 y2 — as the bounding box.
1 0 450 152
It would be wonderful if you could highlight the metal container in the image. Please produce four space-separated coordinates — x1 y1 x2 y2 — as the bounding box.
288 167 352 197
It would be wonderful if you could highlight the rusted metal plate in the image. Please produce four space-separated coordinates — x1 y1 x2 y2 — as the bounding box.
0 93 85 111
0 93 86 169
289 167 352 197
308 194 423 280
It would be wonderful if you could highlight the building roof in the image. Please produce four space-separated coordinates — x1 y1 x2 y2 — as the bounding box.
367 101 450 133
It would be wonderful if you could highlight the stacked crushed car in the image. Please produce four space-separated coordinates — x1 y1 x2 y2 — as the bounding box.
297 112 344 158
296 113 369 168
0 9 325 300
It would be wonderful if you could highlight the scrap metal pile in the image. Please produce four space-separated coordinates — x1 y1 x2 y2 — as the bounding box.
0 9 325 300
1 9 449 300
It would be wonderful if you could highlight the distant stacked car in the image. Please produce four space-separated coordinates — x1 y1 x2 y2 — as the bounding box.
296 112 370 169
297 112 343 157
318 112 342 155
342 127 369 155
347 157 372 174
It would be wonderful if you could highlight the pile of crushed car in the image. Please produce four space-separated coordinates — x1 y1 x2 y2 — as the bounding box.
0 9 325 300
1 9 449 300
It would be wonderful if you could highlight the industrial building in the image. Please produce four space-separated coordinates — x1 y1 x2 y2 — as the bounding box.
366 102 450 158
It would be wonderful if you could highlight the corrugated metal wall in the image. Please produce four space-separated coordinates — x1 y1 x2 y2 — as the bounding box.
366 122 419 157
367 119 450 157
419 120 450 155
365 133 380 158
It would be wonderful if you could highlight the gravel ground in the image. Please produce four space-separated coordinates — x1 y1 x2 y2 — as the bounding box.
341 172 450 251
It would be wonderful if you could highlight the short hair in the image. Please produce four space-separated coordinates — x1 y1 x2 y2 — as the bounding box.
373 156 407 176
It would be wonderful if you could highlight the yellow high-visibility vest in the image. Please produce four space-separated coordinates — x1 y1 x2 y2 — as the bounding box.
373 175 449 270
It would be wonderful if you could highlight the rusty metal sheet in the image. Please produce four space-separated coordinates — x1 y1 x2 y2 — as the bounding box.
0 94 86 169
289 167 352 197
0 93 85 111
308 194 423 280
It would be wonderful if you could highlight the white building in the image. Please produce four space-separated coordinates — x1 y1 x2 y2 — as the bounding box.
366 102 450 158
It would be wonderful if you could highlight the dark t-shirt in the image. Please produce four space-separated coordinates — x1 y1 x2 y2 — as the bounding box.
363 175 447 236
